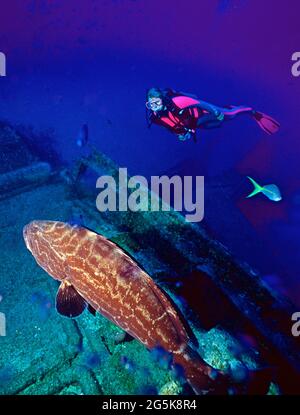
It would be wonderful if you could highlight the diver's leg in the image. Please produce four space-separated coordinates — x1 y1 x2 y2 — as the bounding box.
219 105 280 134
200 120 223 129
196 113 223 128
195 101 253 129
220 105 254 120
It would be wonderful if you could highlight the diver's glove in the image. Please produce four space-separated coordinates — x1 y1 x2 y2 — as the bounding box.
215 111 225 121
178 130 193 141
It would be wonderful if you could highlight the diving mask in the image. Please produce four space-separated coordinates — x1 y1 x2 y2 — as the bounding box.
146 97 164 112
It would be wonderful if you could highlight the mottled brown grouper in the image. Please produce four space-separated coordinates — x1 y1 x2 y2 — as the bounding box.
23 220 271 394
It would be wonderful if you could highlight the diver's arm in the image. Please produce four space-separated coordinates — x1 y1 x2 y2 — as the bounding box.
177 128 197 142
179 101 224 124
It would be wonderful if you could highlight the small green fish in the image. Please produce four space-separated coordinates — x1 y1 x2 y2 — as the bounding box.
246 176 282 202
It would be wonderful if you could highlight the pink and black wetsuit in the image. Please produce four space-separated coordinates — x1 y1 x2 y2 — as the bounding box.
147 91 215 142
147 89 280 140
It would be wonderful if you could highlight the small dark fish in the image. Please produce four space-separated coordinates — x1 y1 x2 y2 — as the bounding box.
120 356 136 372
76 124 89 148
229 362 249 383
68 213 85 227
30 291 52 320
151 346 173 370
83 352 102 369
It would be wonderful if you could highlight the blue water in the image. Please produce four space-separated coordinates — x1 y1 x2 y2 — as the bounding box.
1 48 298 304
1 0 300 396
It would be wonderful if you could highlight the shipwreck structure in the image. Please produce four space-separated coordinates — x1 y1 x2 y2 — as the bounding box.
0 122 299 395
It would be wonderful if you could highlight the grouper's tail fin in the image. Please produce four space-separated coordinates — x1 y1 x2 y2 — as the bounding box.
173 346 272 395
252 111 280 135
246 176 263 198
173 346 228 395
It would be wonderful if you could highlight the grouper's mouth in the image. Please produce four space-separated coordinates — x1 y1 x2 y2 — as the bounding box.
23 221 40 253
23 224 31 252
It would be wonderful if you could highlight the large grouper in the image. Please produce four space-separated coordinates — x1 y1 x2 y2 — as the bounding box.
23 220 271 394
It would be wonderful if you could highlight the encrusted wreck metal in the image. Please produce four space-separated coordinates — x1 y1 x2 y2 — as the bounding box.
68 148 300 393
0 122 299 394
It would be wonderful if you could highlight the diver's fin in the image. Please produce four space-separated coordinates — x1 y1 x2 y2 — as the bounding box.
87 304 97 316
56 280 87 318
252 111 280 135
246 176 263 198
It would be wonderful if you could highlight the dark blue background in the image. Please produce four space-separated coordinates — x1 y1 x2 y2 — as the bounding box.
0 0 299 304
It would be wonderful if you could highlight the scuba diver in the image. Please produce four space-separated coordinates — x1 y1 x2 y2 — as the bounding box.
146 88 280 142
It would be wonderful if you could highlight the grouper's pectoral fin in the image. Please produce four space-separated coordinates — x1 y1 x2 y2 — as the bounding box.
56 280 87 318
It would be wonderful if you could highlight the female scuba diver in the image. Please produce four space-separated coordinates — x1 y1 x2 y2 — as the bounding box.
146 88 280 142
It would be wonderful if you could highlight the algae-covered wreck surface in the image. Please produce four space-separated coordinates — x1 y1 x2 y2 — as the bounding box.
0 123 298 395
